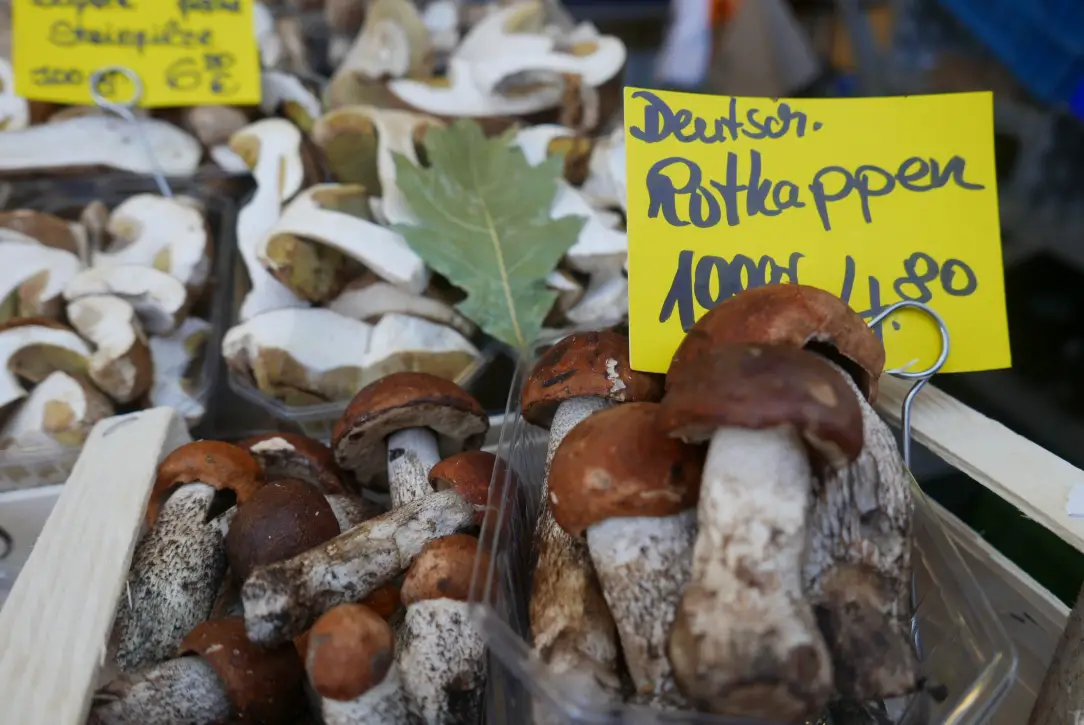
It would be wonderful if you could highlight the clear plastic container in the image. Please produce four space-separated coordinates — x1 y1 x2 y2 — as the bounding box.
0 178 235 490
472 351 1018 725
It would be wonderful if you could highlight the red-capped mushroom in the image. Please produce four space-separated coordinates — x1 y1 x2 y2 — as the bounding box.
427 449 496 526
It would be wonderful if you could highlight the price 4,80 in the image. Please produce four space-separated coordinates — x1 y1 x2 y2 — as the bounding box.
658 249 978 340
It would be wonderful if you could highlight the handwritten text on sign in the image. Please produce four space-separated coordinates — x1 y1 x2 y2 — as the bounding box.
624 88 1010 375
12 0 261 107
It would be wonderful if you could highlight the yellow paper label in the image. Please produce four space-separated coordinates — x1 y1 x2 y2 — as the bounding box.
624 88 1010 375
11 0 261 107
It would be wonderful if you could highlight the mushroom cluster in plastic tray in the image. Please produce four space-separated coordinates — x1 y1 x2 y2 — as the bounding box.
0 179 234 492
472 285 1016 725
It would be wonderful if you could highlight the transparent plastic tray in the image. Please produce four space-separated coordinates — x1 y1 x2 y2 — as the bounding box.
471 352 1018 725
0 178 235 491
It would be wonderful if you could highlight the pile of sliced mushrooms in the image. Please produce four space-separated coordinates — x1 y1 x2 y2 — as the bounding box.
91 370 494 725
0 196 215 463
525 284 920 725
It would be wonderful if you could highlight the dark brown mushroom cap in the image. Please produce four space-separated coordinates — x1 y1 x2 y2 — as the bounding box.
226 479 341 581
400 534 483 605
670 284 885 401
180 616 306 725
547 402 704 537
148 441 265 527
305 604 396 702
521 330 664 428
238 432 350 495
360 583 402 620
659 344 864 469
331 372 489 485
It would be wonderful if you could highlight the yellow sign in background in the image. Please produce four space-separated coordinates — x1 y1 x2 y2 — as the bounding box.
12 0 260 107
624 88 1010 375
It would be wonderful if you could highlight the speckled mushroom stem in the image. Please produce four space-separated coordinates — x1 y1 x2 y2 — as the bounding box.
88 656 231 725
326 492 385 530
322 668 414 725
242 489 476 646
387 427 441 508
587 510 696 700
111 483 228 672
544 397 612 473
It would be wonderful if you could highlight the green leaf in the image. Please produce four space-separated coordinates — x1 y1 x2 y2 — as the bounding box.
392 119 585 352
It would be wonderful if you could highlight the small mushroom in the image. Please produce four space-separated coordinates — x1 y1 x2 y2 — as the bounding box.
332 371 488 507
91 617 306 725
240 431 352 495
254 0 283 68
362 583 404 621
222 307 373 405
329 273 475 338
422 0 461 61
0 208 88 260
66 295 153 404
64 264 189 335
0 58 29 131
657 343 867 721
363 313 481 384
580 126 626 212
398 534 487 724
331 0 433 84
261 71 324 133
0 239 82 322
305 603 411 725
428 450 498 526
0 370 113 451
242 487 477 646
565 274 628 327
148 316 211 425
548 402 703 700
0 321 91 410
110 441 265 671
182 105 250 148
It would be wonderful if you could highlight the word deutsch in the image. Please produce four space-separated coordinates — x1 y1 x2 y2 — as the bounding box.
629 90 821 144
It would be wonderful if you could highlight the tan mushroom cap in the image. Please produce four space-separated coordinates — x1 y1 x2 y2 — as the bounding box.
659 344 865 470
521 330 664 429
400 533 483 605
239 432 351 495
306 603 396 702
428 450 496 524
547 402 704 538
226 478 342 581
331 372 489 485
147 440 265 526
180 616 306 725
670 284 886 401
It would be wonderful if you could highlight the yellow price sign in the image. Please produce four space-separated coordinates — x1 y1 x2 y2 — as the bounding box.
624 88 1010 375
12 0 261 107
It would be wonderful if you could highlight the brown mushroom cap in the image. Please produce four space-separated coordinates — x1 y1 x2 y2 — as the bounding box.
331 372 489 485
400 534 483 605
670 284 885 401
147 441 265 526
659 344 865 469
0 210 82 255
180 616 306 725
305 604 396 702
547 402 704 538
360 583 402 620
239 432 351 495
521 330 665 429
428 450 495 524
226 478 341 581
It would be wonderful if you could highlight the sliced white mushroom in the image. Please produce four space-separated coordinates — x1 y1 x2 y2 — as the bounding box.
0 242 82 321
254 1 283 68
565 274 628 327
0 371 114 451
261 71 323 129
149 317 212 426
223 307 373 404
422 0 461 57
67 295 153 404
0 208 90 262
182 106 250 148
209 144 251 174
581 127 627 212
362 313 480 383
388 57 564 118
0 115 201 176
329 274 474 337
0 58 29 132
545 269 585 320
0 324 91 410
64 265 188 335
334 0 432 83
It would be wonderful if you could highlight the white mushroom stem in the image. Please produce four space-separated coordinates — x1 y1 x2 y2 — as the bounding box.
386 427 441 508
111 483 229 672
326 493 385 530
242 489 476 646
669 426 831 715
545 396 612 472
398 599 486 725
322 668 411 725
88 656 230 725
586 509 696 698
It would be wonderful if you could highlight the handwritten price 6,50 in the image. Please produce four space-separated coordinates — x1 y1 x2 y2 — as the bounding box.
165 53 239 96
659 249 978 340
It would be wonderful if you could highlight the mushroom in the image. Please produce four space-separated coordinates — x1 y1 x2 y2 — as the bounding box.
548 401 703 700
259 183 428 299
545 269 585 324
0 321 91 410
0 115 202 176
66 295 153 404
222 307 373 405
254 0 283 68
305 603 411 725
580 126 626 213
148 316 211 425
261 71 324 133
565 274 628 327
182 105 250 148
241 487 477 646
363 313 481 384
0 58 29 132
332 371 488 508
64 265 189 335
0 370 113 451
329 273 475 338
428 449 498 526
656 343 867 721
0 240 82 322
519 330 664 704
331 0 433 84
422 0 461 59
0 208 88 260
110 441 264 671
398 534 487 724
91 617 306 725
